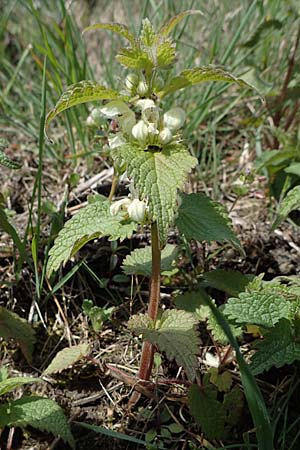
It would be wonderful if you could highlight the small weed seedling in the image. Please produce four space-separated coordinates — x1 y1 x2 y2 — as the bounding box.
44 11 273 448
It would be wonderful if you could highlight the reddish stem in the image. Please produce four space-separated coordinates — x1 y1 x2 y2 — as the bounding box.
129 223 161 407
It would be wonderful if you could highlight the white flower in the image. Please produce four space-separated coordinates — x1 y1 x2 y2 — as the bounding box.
86 115 95 127
125 73 139 92
163 107 186 131
108 134 126 149
136 99 156 111
109 198 131 216
158 127 173 144
132 120 148 142
136 80 148 96
127 198 147 222
100 100 131 118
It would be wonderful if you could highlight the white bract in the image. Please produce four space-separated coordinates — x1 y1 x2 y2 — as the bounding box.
163 107 186 131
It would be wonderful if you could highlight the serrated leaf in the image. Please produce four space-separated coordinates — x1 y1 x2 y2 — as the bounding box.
176 193 241 248
174 289 211 321
158 10 203 38
0 396 75 448
128 313 154 333
0 139 21 169
159 66 255 98
83 22 135 43
0 377 41 396
250 319 300 375
202 270 251 296
111 143 197 243
209 368 232 392
43 343 89 375
116 46 152 70
272 186 300 229
188 384 226 440
224 291 291 327
207 308 243 344
47 200 137 276
130 310 200 381
0 307 36 363
122 243 178 277
45 81 127 135
140 18 156 46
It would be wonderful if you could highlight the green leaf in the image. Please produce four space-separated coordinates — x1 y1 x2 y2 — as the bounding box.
0 307 36 363
128 310 200 381
203 296 273 449
45 81 127 136
0 208 28 264
158 10 203 38
159 66 255 98
0 139 21 169
111 143 197 243
140 18 156 46
43 343 89 375
116 46 152 70
76 422 149 446
0 377 41 397
0 396 75 448
223 386 244 425
83 22 135 43
188 384 226 440
284 162 300 176
47 200 137 276
272 186 300 229
174 289 211 321
209 368 232 392
122 243 178 277
207 308 243 344
224 291 291 327
202 269 251 296
176 193 241 248
250 320 300 375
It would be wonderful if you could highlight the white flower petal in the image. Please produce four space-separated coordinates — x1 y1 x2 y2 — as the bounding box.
100 100 131 118
108 134 126 149
127 198 147 222
159 127 173 144
109 198 131 216
132 120 148 142
163 107 186 131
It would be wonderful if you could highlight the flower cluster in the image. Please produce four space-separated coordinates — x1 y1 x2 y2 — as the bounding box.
88 75 186 223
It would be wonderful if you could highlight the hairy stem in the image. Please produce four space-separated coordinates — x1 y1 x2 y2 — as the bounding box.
138 222 161 381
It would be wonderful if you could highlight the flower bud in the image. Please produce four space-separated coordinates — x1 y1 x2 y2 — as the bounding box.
127 198 147 222
163 107 186 131
125 73 139 92
136 80 148 96
158 127 173 144
132 120 148 142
